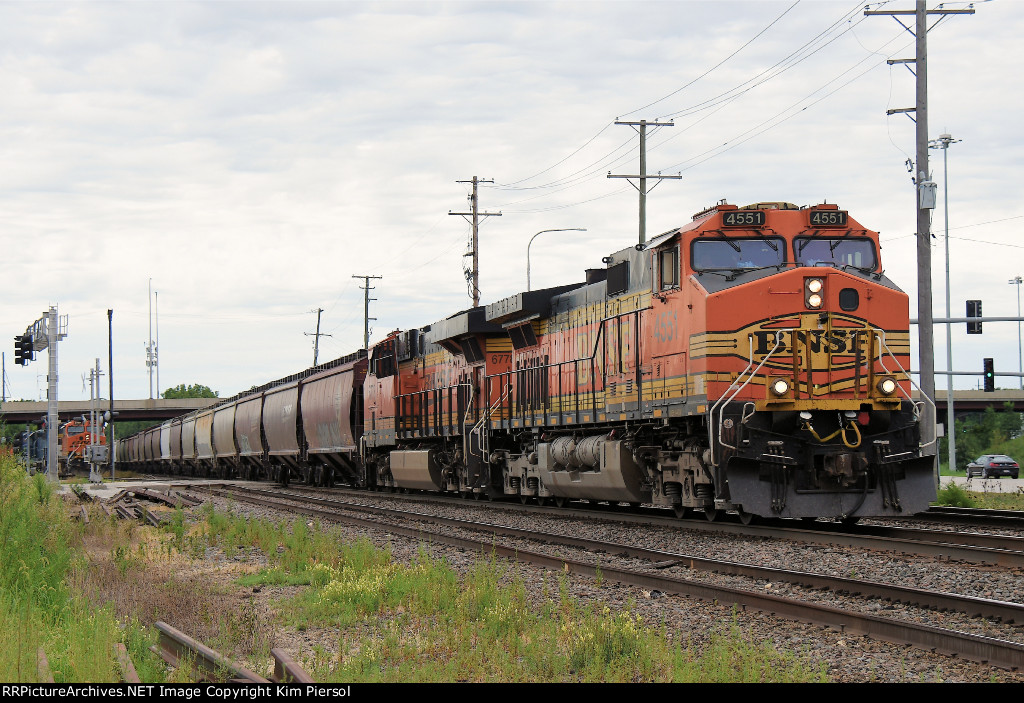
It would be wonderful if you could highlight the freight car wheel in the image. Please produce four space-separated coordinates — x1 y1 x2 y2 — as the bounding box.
673 506 689 519
703 508 720 522
737 511 758 525
537 497 548 506
554 497 568 508
520 495 530 505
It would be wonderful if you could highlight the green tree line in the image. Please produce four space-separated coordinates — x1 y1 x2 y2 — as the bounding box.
941 403 1023 470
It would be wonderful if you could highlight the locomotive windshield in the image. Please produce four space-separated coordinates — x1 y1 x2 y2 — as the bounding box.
691 237 785 271
795 237 876 270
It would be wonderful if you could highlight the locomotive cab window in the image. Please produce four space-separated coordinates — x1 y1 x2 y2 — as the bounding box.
691 237 785 272
658 247 679 291
795 237 877 270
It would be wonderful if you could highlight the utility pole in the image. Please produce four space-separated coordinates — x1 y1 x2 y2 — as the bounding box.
305 308 332 366
449 176 501 307
108 309 115 480
146 279 155 399
352 275 382 349
85 358 105 483
607 119 681 244
930 133 958 473
155 291 160 397
865 2 974 467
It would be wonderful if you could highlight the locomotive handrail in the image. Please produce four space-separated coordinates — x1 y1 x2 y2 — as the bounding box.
872 329 937 452
709 330 790 466
470 380 515 458
708 325 935 466
481 308 650 432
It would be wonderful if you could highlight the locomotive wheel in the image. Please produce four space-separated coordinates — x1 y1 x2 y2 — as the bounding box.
703 508 720 522
673 505 688 519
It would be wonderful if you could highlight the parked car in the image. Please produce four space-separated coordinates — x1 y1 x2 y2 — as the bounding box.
966 454 1020 479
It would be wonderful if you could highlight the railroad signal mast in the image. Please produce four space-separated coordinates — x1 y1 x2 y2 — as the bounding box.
12 306 68 482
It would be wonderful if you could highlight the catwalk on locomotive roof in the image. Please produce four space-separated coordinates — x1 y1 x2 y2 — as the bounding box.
121 200 936 522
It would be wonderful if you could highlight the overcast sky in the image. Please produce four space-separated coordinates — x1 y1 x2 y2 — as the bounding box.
1 0 1021 404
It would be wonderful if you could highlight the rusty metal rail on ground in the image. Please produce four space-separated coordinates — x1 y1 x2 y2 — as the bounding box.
152 621 314 683
152 621 270 683
204 484 1024 671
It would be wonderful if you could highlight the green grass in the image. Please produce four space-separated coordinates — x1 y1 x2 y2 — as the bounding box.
0 455 160 682
195 505 829 683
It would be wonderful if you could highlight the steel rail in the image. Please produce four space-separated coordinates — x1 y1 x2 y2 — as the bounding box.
153 621 270 683
271 648 316 683
257 483 1024 568
203 485 1024 670
212 485 1024 624
925 505 1024 527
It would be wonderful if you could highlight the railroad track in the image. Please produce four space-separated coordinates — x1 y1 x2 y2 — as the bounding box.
924 505 1024 529
195 482 1024 670
205 481 1024 568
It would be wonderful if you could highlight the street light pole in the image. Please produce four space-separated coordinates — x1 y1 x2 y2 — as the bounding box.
1012 275 1023 389
527 228 587 291
930 133 958 472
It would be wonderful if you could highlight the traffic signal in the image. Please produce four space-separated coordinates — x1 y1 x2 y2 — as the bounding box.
966 300 982 334
13 335 32 365
984 357 995 392
21 335 33 364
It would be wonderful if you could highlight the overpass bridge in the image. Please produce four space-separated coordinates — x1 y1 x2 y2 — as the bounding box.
2 390 1018 428
924 390 1024 414
0 398 219 425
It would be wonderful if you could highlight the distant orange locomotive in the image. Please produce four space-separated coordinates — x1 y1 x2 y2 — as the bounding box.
361 200 934 520
60 419 106 472
123 199 934 522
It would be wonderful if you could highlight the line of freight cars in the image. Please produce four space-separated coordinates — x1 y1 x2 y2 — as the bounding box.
117 349 367 487
119 199 936 522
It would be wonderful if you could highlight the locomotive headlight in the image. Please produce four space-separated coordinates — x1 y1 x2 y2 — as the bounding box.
770 378 791 397
876 377 897 396
805 278 825 309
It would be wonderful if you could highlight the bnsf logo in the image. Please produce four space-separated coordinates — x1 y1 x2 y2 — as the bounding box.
752 329 864 358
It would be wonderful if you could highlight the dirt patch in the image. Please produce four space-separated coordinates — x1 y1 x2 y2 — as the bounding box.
73 515 280 669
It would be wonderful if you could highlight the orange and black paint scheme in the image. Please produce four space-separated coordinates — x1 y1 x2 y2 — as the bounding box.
60 419 107 472
120 200 935 521
361 201 934 520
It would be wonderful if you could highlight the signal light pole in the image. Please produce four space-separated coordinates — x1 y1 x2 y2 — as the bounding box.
1011 276 1023 390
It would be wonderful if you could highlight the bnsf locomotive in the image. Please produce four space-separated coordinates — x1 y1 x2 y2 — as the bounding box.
120 200 936 521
